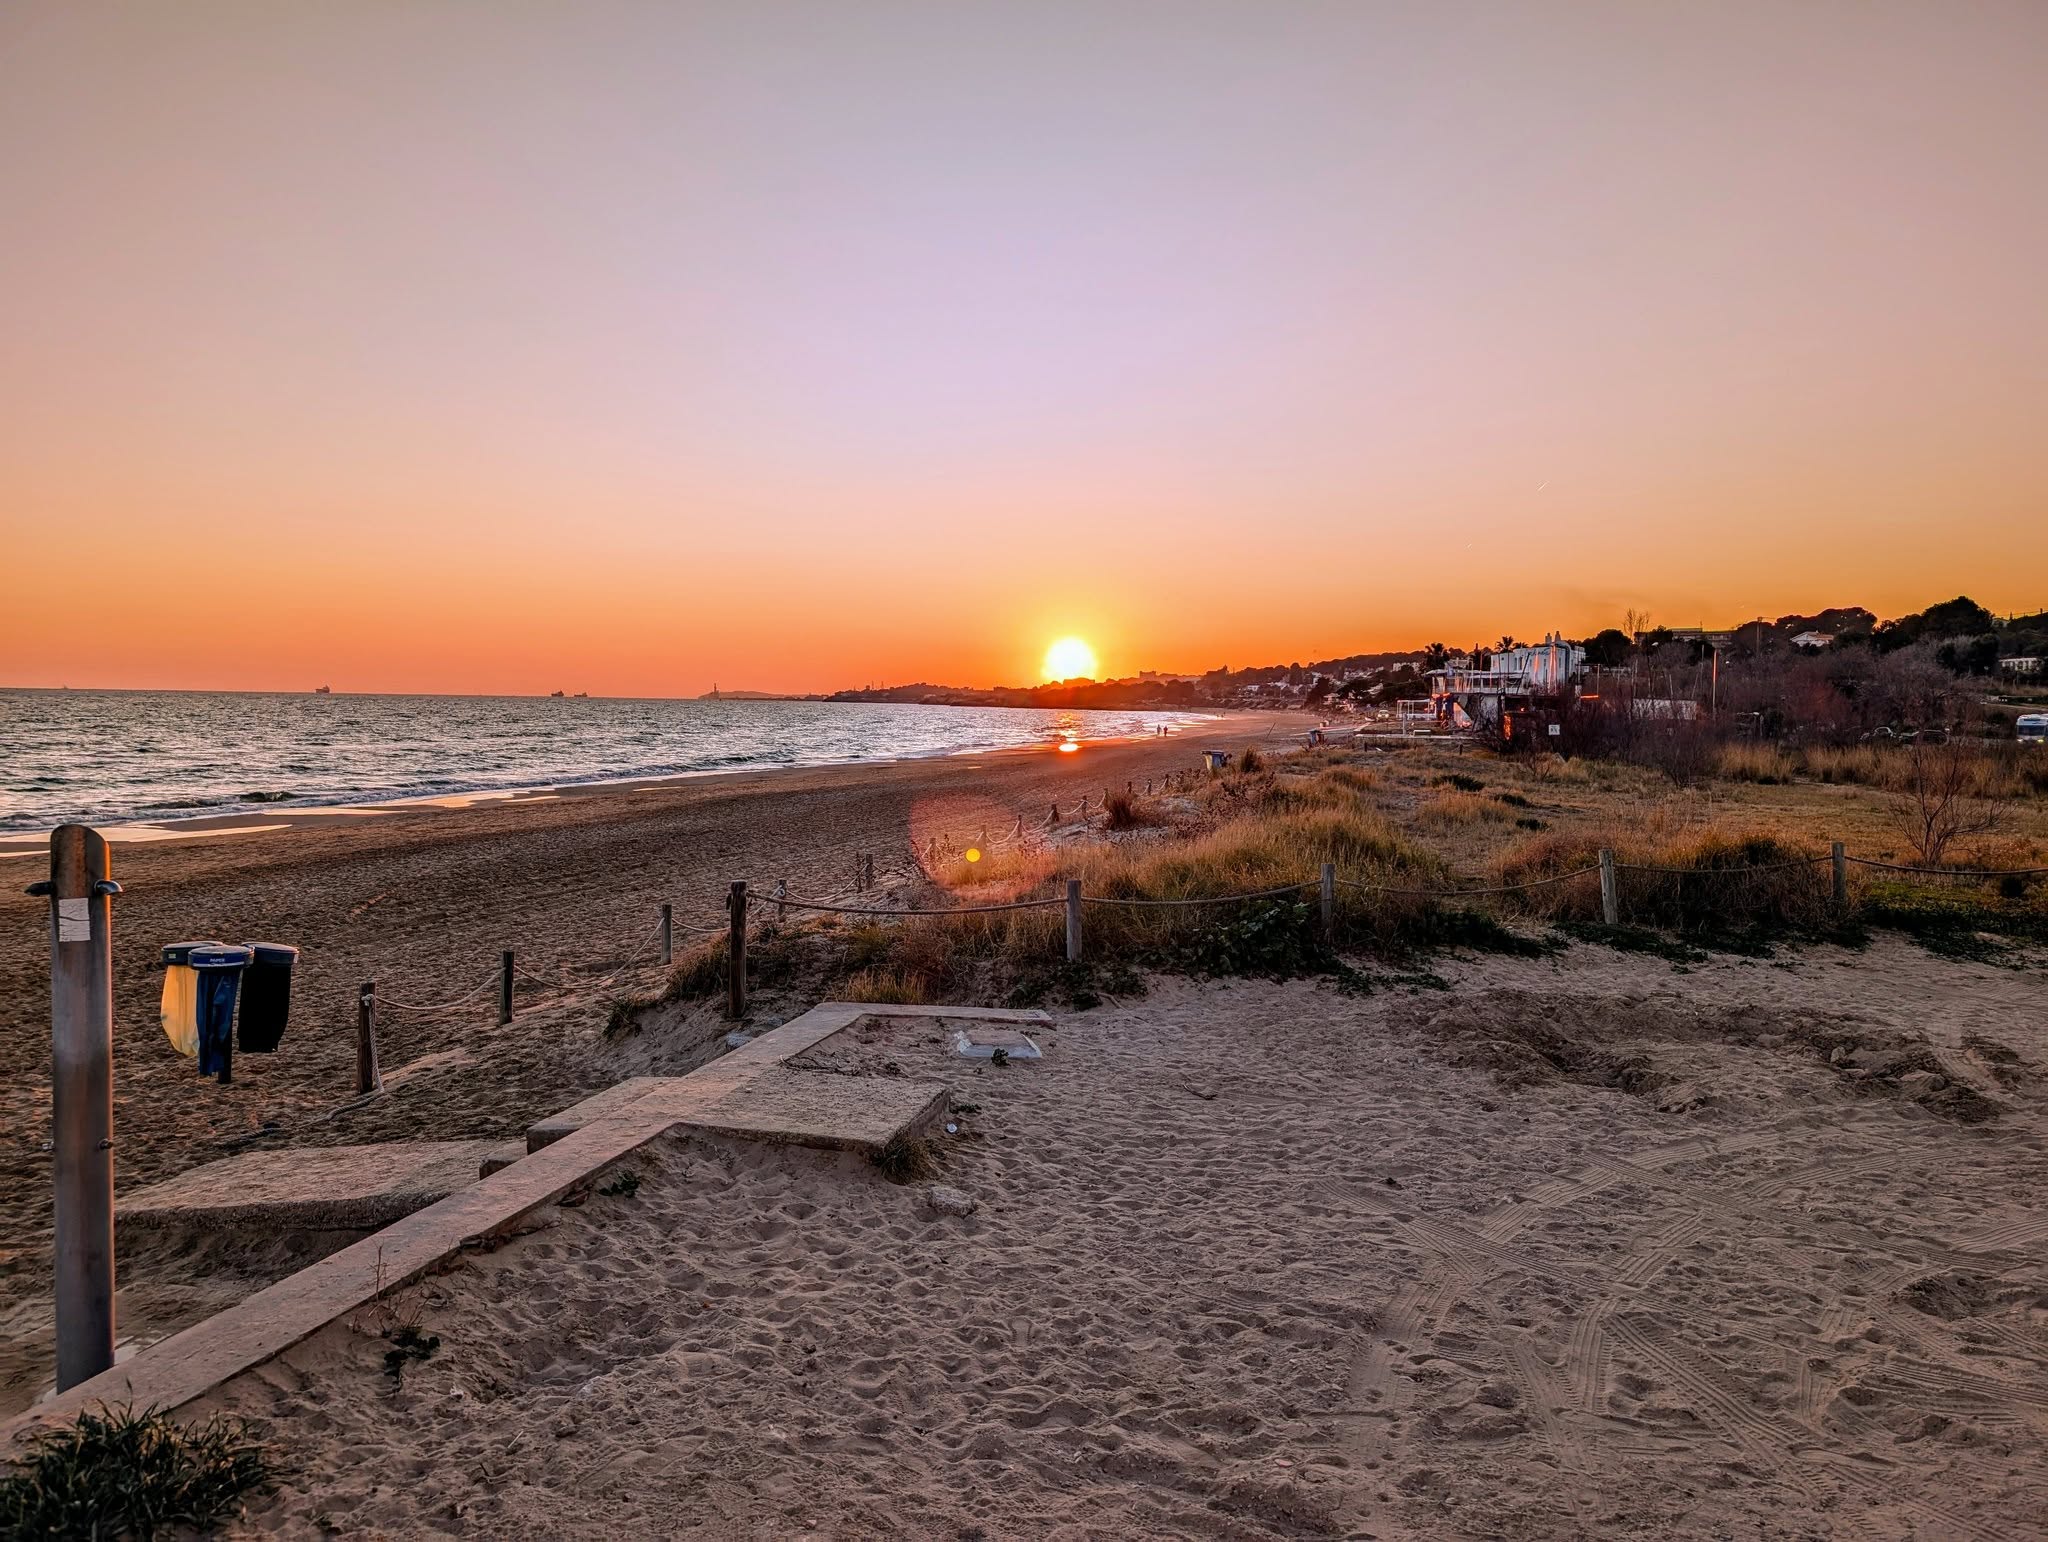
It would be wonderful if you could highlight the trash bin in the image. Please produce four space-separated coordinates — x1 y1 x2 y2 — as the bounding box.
159 940 226 1059
187 944 253 1083
237 942 299 1053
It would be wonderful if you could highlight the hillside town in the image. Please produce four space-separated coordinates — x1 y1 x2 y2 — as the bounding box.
830 596 2048 744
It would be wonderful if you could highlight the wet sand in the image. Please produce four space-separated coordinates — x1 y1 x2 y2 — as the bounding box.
0 716 1279 1410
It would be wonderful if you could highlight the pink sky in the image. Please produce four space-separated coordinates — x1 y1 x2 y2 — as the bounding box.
3 2 2044 694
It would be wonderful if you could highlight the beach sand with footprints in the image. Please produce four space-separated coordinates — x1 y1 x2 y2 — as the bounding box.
190 939 2048 1538
0 721 1264 1416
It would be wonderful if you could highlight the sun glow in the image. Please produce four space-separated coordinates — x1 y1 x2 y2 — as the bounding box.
1042 636 1099 682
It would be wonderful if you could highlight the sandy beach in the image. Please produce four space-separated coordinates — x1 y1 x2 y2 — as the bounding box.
0 718 1275 1412
5 725 2047 1539
198 941 2048 1538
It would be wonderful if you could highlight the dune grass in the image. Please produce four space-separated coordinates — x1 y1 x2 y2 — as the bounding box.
0 1405 276 1539
624 744 2047 1023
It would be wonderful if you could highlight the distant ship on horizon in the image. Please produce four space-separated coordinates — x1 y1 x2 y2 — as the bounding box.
313 684 331 694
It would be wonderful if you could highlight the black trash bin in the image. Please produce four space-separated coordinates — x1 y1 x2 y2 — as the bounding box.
238 942 300 1053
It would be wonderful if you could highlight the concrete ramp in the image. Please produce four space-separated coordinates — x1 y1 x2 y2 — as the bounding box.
119 1140 516 1240
2 1001 1049 1451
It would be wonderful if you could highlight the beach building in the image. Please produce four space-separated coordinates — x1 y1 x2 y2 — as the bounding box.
1423 632 1586 736
2003 656 2043 676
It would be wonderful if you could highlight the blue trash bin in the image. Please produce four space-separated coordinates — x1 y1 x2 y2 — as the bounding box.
188 944 253 1083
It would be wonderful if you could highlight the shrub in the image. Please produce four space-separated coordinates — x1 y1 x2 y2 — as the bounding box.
1103 790 1144 829
0 1405 276 1538
664 940 728 999
1493 827 1832 936
1165 897 1332 978
1237 746 1264 773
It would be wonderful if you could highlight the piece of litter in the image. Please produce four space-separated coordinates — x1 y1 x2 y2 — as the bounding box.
944 1122 959 1135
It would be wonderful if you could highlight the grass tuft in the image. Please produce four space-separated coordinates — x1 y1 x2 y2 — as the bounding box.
0 1404 277 1538
841 967 930 1004
872 1135 937 1183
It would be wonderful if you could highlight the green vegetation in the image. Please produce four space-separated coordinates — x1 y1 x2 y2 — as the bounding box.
382 1323 440 1382
1857 881 2048 963
0 1405 275 1539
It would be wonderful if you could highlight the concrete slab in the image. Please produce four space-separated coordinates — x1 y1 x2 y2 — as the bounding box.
119 1140 510 1237
680 1068 949 1153
525 1076 673 1152
478 1140 529 1178
0 1001 1051 1452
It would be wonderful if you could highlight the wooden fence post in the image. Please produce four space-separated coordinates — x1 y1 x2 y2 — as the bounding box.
1599 849 1619 926
37 824 116 1391
660 903 673 964
499 950 514 1025
1065 879 1083 963
357 981 383 1096
1321 862 1336 940
1832 841 1848 910
727 881 748 1019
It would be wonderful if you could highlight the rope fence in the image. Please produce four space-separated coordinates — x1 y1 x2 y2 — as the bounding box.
374 970 501 1018
1846 856 2048 877
349 789 2047 1084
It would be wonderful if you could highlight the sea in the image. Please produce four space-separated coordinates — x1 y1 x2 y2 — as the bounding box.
0 690 1210 834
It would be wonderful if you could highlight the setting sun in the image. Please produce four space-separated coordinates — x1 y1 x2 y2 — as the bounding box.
1041 636 1099 682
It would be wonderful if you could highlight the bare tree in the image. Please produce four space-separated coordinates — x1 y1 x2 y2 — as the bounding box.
1887 737 2009 866
1623 607 1654 644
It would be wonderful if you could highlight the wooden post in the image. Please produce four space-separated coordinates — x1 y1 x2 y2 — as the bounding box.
1065 879 1083 963
356 981 382 1096
39 825 116 1391
1599 848 1619 926
660 903 673 964
727 881 748 1019
1321 861 1336 940
499 950 514 1025
1832 841 1848 910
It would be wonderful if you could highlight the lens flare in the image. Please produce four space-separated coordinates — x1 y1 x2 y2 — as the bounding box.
965 847 982 863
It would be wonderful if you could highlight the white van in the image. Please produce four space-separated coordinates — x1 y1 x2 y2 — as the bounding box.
2017 713 2048 745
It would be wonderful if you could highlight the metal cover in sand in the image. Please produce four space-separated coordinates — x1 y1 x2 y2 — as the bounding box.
953 1026 1041 1059
119 1140 508 1235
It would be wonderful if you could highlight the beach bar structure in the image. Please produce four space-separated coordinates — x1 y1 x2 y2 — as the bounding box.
1422 633 1587 739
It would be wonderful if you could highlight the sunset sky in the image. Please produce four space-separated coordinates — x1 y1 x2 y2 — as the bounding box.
3 2 2045 695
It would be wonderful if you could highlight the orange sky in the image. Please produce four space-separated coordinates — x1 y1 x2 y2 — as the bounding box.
4 3 2045 696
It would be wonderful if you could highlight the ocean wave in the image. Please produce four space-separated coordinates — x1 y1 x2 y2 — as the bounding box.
0 692 1215 833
